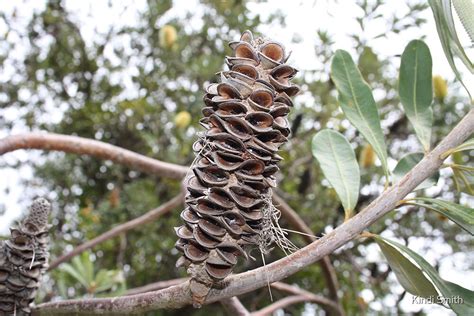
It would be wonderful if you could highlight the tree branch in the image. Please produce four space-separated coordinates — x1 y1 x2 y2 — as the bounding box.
48 194 184 270
125 278 338 314
250 295 322 316
268 282 341 314
32 108 474 314
273 194 342 308
1 131 341 306
0 132 188 179
124 278 189 296
220 297 250 316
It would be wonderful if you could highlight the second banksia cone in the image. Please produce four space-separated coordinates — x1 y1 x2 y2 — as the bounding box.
175 30 300 307
0 198 51 316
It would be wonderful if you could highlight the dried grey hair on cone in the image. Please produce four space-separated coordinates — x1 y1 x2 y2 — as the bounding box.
174 30 300 307
0 198 51 316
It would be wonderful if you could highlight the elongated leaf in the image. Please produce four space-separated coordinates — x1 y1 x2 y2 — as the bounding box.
312 129 360 217
330 50 389 178
429 0 473 99
450 151 474 195
374 237 438 298
399 40 433 151
71 252 94 286
452 167 474 195
453 0 474 43
451 138 474 154
60 263 89 289
82 251 95 286
95 269 119 293
393 153 439 190
375 236 474 315
410 197 474 235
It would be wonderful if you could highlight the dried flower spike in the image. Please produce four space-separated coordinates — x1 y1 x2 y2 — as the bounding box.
174 30 300 307
0 198 51 316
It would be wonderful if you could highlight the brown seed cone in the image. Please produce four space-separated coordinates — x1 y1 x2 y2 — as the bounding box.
175 30 300 307
0 198 51 316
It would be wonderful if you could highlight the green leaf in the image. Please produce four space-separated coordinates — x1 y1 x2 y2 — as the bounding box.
409 197 474 235
330 50 389 178
59 263 89 289
82 251 95 286
393 153 439 190
452 167 474 195
429 0 473 99
71 252 94 286
374 237 438 298
94 269 117 293
453 0 474 43
94 270 126 297
451 138 474 155
399 40 433 152
312 129 360 218
375 235 474 315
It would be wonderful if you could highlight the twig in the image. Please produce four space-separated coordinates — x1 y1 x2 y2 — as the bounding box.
31 108 474 315
48 194 184 270
273 193 342 312
250 295 322 316
270 282 340 313
0 132 189 179
221 297 250 316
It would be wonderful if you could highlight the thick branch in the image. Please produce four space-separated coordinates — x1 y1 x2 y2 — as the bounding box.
274 194 341 307
125 278 189 296
33 108 474 314
0 132 188 179
125 278 337 314
48 194 184 270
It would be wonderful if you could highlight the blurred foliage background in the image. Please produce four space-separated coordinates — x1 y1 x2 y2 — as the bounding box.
0 0 472 315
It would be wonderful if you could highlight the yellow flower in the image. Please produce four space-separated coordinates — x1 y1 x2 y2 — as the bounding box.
174 111 192 128
433 75 448 101
359 144 376 168
159 25 177 49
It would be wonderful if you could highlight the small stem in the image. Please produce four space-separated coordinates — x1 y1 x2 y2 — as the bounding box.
344 210 353 222
359 231 375 239
440 148 455 160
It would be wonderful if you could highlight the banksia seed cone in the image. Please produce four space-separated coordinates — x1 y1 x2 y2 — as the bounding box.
0 198 51 316
174 30 300 307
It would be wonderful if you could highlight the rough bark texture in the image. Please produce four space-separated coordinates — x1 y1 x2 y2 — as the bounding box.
0 198 51 316
175 30 300 306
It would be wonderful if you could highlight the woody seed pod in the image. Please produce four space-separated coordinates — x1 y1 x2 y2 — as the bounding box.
0 198 51 316
175 30 300 307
